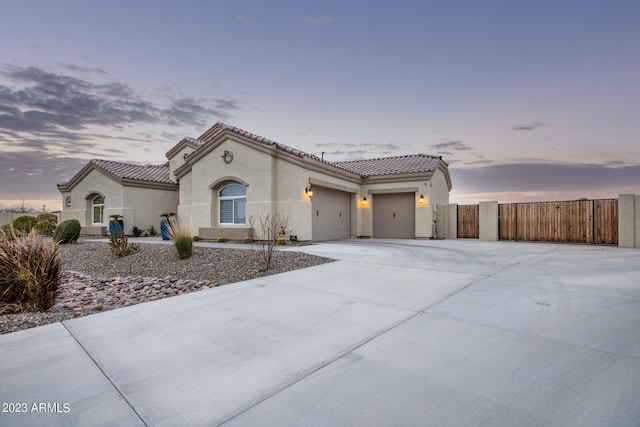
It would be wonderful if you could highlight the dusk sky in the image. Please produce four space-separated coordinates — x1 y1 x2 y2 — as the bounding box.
1 0 639 211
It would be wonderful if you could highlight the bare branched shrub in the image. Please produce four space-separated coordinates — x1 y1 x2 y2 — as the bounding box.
0 229 61 314
248 213 288 271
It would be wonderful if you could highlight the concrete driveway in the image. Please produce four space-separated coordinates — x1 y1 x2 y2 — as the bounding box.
1 239 639 426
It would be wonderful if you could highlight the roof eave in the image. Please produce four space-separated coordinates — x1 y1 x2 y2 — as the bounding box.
119 178 179 191
364 170 435 184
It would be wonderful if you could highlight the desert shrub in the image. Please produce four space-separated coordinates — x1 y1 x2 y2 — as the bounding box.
0 229 61 313
167 218 192 259
192 235 200 242
147 225 157 236
216 237 225 243
243 236 251 244
109 231 139 257
35 213 58 236
12 215 37 234
277 237 287 246
53 219 81 244
131 226 144 237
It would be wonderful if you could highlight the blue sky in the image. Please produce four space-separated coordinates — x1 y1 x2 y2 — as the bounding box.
1 0 639 210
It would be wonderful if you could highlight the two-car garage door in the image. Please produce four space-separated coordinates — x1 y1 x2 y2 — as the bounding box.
373 193 415 239
311 186 351 241
311 188 416 240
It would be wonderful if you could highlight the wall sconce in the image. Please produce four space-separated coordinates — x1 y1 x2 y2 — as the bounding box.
419 194 425 204
305 186 313 197
361 196 367 207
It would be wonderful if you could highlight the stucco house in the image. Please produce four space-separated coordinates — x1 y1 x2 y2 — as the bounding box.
59 123 452 240
57 159 178 235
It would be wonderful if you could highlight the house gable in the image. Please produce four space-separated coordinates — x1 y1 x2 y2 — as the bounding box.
57 159 178 193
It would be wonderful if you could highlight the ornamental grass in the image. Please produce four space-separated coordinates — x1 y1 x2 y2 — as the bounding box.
168 217 193 260
0 228 61 314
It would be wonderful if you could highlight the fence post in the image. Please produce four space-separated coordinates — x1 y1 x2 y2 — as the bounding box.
618 194 638 248
448 203 458 239
479 201 499 241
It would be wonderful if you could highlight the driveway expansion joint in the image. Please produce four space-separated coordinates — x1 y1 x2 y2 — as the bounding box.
61 322 149 427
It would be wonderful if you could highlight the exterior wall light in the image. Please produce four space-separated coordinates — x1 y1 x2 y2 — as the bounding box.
305 186 313 197
419 194 425 204
361 196 367 206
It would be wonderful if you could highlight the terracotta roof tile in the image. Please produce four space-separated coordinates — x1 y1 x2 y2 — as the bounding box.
182 137 206 146
91 159 174 184
334 154 443 177
193 122 308 158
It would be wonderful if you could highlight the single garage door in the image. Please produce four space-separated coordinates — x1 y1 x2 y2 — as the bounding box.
312 186 351 241
373 193 415 238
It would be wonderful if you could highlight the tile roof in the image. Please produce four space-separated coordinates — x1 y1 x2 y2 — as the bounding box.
165 136 206 159
181 136 206 147
90 159 174 184
334 154 444 177
197 122 308 158
173 122 448 180
57 159 175 190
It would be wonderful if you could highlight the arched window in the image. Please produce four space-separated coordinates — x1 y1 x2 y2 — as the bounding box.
219 184 246 225
92 195 105 224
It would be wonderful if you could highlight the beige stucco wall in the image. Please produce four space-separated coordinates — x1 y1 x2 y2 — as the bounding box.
356 198 372 238
479 201 499 241
428 168 451 207
122 186 179 234
180 137 312 239
618 194 640 248
177 173 193 232
168 146 194 182
448 203 458 239
59 169 124 230
0 212 37 227
435 205 449 239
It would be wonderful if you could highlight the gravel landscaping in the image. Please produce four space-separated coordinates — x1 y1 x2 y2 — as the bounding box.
0 240 333 334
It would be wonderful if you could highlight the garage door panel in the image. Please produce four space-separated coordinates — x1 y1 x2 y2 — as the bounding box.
312 187 351 241
373 193 415 239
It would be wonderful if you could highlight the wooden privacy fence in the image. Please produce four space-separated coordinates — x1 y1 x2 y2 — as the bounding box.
457 204 479 239
498 199 618 245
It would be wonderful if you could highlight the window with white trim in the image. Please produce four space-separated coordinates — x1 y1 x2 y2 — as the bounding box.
92 195 105 224
219 184 246 225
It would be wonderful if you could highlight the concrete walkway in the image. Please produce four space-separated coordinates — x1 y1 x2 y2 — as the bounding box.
1 239 639 426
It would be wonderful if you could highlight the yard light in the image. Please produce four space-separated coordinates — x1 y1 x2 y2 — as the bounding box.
419 194 425 204
305 186 313 197
361 196 367 206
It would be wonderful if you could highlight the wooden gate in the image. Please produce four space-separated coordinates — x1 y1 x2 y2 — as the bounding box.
457 204 479 239
499 199 617 244
594 199 618 245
